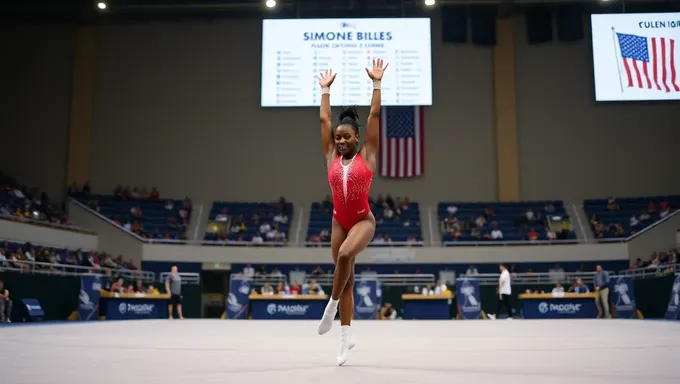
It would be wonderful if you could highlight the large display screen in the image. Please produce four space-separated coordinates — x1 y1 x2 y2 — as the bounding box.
261 18 433 107
591 13 680 101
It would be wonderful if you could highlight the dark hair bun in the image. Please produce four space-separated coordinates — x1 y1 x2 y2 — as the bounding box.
338 106 359 123
337 106 361 132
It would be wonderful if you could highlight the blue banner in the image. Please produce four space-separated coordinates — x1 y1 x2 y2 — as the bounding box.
250 298 326 319
226 277 251 320
21 298 45 320
78 275 102 321
354 279 380 320
664 274 680 320
523 297 597 319
456 277 482 319
609 275 637 319
105 299 165 320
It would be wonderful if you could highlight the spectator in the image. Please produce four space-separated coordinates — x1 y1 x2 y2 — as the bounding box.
289 281 301 295
593 265 611 319
552 282 565 295
110 278 125 293
526 228 539 241
466 265 479 276
607 197 619 210
570 278 590 294
490 222 503 240
243 264 255 277
0 280 11 323
215 208 228 222
380 303 397 320
260 282 274 295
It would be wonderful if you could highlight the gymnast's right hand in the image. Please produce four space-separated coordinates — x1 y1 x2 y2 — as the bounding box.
318 69 337 88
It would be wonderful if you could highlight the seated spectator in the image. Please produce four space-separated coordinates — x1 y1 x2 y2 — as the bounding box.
526 228 539 241
466 265 479 276
289 281 301 295
490 222 503 240
147 284 160 295
607 196 619 210
434 280 448 295
570 279 590 294
215 208 228 222
312 265 325 276
380 303 397 320
308 280 324 295
552 282 565 295
260 282 274 295
110 278 126 293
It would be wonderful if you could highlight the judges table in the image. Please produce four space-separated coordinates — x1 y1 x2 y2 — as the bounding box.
249 294 328 320
100 291 170 320
402 293 453 320
520 292 598 319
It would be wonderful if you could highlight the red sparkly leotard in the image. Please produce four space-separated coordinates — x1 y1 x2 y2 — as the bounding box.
328 152 374 232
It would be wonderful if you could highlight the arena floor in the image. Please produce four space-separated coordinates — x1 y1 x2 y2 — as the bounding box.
1 319 678 383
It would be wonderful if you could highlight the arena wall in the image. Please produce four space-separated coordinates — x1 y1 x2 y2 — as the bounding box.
1 13 679 205
141 242 628 264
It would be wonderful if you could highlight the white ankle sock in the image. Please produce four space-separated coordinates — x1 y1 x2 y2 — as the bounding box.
328 299 339 310
341 325 350 335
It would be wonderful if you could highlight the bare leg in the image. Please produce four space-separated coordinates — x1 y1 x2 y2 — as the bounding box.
339 261 355 326
177 304 184 319
168 305 173 319
331 218 375 301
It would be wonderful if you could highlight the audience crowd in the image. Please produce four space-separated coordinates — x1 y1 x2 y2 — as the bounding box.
0 173 70 226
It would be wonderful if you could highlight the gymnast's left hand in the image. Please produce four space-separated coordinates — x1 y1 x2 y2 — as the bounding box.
365 58 388 80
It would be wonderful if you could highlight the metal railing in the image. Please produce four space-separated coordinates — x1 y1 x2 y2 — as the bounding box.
0 259 155 281
159 272 201 285
243 273 436 287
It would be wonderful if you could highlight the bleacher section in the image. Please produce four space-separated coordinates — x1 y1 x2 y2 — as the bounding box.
584 195 679 240
71 193 191 240
0 172 69 225
204 201 293 246
306 200 423 246
439 201 577 245
0 240 137 270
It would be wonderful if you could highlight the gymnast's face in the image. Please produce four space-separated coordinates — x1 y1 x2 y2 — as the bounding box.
335 124 359 156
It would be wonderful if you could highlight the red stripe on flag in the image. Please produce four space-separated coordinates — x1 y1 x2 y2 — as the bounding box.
652 38 661 90
632 60 643 88
642 61 652 89
671 39 679 92
661 38 670 92
622 58 634 87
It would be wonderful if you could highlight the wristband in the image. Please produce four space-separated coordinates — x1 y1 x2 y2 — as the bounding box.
321 87 330 94
372 80 381 90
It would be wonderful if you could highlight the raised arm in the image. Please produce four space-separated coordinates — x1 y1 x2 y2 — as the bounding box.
363 58 388 161
318 70 337 159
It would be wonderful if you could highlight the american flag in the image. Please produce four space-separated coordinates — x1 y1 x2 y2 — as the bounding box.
379 106 424 178
616 32 679 93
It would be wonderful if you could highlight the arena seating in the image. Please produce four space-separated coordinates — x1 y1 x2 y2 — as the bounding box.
0 240 137 270
0 172 70 225
583 195 680 240
71 193 191 240
203 200 293 246
306 197 423 246
438 200 577 245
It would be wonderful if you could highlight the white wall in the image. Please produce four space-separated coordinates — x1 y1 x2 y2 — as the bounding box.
0 24 75 202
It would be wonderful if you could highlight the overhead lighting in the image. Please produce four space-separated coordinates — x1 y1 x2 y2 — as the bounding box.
266 0 276 8
97 2 107 10
424 0 436 6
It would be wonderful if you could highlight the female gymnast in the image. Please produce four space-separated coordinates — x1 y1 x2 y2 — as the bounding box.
316 58 388 366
